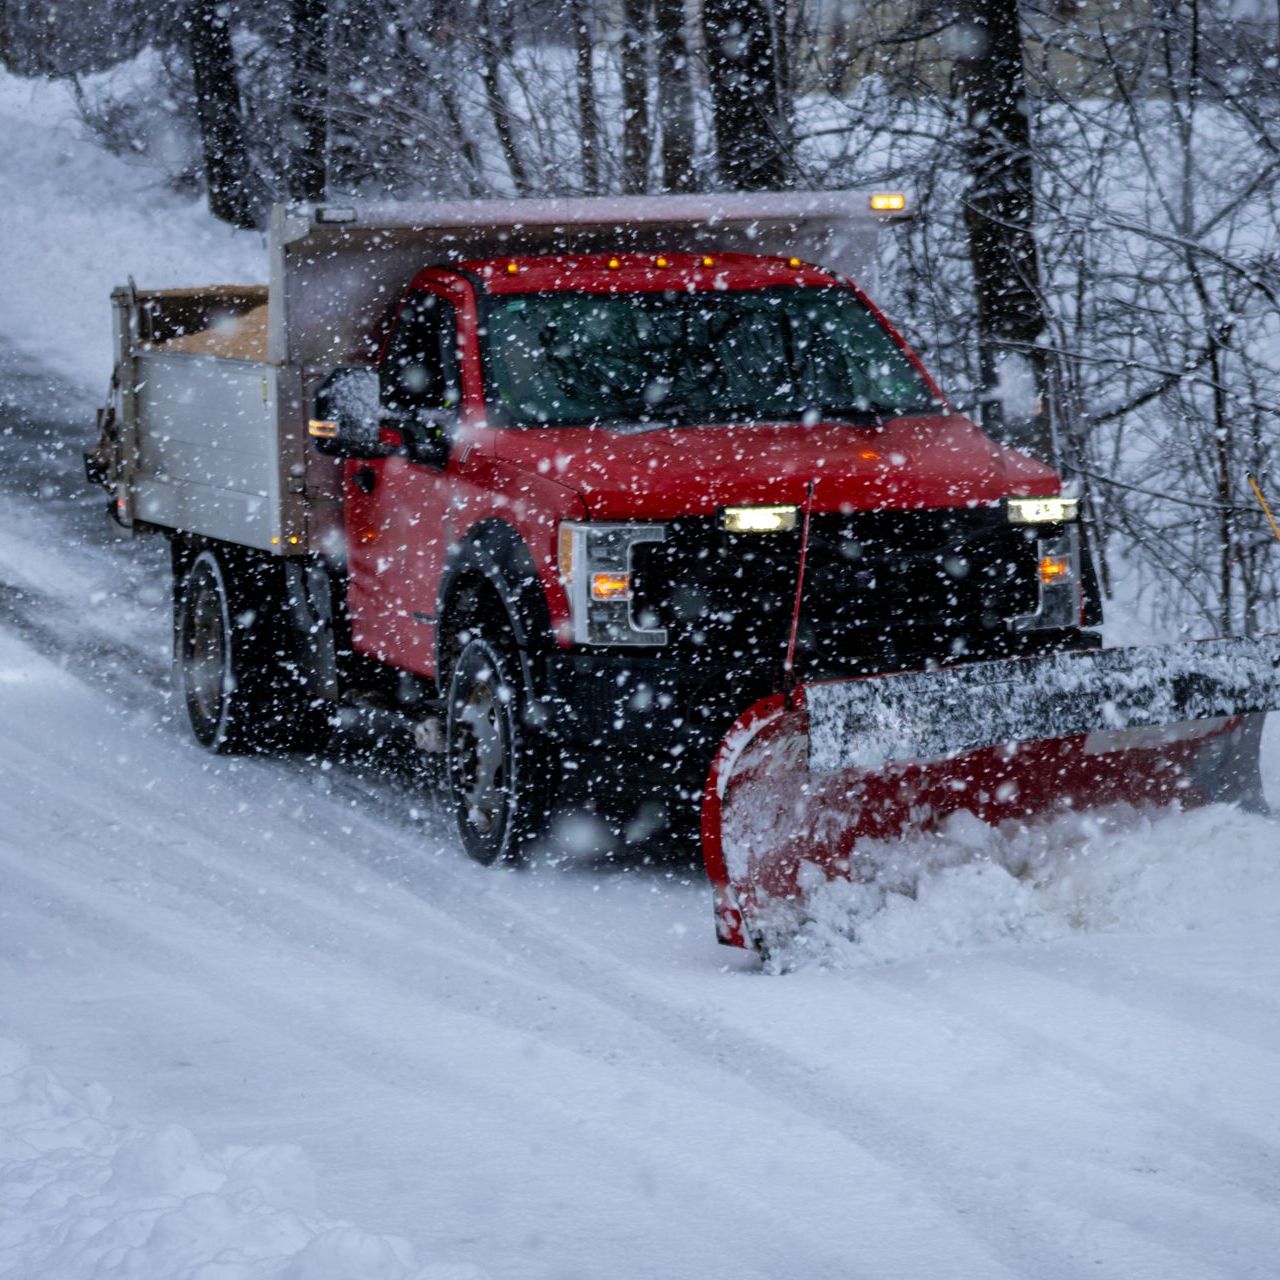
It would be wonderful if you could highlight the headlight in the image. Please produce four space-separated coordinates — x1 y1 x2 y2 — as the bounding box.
721 505 798 533
1007 495 1079 525
557 522 667 646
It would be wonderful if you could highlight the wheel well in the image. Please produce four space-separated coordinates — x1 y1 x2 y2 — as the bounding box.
438 574 509 687
435 521 556 691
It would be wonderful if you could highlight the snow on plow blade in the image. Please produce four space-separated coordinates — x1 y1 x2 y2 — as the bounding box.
702 636 1280 950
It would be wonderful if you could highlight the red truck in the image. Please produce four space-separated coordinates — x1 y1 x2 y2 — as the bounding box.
90 193 1277 949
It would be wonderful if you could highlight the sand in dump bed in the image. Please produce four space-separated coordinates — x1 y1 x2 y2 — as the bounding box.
159 303 269 361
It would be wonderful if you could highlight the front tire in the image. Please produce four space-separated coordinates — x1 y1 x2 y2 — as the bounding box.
445 634 552 865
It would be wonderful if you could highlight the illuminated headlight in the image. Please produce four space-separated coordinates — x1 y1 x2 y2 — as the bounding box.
557 522 666 646
721 505 799 534
1007 496 1079 525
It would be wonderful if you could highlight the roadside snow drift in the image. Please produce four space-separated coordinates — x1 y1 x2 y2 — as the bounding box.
0 1041 429 1279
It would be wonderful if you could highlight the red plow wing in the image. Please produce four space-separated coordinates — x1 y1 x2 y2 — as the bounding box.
702 637 1280 950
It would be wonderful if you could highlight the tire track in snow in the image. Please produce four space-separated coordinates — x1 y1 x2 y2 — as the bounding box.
0 846 899 1280
872 958 1280 1208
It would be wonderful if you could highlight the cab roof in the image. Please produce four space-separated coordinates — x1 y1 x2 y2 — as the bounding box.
411 252 845 295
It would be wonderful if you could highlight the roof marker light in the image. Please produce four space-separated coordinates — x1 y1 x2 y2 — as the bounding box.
608 257 621 269
789 256 803 268
702 256 715 267
869 192 907 212
505 261 519 274
656 256 670 268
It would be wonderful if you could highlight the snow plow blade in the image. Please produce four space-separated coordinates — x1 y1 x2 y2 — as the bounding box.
702 636 1280 950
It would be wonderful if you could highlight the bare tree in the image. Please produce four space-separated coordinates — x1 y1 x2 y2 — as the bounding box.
188 0 259 228
570 0 601 192
702 0 791 189
288 0 328 202
953 0 1053 462
621 0 652 192
656 0 697 191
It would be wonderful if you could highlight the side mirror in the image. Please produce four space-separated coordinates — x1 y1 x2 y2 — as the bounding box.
309 367 384 458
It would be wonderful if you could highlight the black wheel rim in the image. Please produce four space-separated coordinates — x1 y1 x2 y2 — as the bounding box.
183 567 228 738
451 659 514 845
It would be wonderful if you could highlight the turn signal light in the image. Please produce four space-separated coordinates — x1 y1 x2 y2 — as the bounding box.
308 418 338 439
590 571 632 600
1039 554 1071 586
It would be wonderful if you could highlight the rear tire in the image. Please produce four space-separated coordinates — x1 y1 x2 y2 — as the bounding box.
444 633 553 865
174 546 332 755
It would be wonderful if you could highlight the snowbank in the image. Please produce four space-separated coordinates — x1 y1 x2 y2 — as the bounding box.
0 68 264 393
0 1039 437 1279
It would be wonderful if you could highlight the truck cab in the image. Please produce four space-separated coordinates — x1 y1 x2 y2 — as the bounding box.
312 250 1095 861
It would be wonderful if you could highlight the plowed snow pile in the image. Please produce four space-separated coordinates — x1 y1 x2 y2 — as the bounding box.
0 1041 430 1279
772 801 1280 970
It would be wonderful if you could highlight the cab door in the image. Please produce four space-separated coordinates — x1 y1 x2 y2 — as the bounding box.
344 287 467 678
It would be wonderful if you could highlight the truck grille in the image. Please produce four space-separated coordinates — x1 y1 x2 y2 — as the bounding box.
630 507 1042 679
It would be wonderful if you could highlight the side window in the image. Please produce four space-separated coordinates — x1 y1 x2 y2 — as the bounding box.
382 292 460 414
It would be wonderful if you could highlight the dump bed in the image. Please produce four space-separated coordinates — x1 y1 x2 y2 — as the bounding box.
98 191 908 555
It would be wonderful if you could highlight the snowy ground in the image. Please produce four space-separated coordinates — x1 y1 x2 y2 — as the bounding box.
4 70 1280 1280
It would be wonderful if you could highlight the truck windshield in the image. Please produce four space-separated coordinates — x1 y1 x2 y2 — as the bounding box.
483 287 941 428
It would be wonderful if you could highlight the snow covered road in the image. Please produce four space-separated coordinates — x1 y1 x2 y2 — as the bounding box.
4 68 1280 1280
4 360 1280 1279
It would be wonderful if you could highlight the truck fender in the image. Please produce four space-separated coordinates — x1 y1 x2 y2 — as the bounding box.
436 520 556 689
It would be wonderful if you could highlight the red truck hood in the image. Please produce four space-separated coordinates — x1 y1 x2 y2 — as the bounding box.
494 415 1059 519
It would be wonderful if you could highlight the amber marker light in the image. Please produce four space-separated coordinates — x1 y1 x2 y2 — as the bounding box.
590 571 632 600
789 257 803 268
308 418 338 439
722 505 799 533
656 256 670 268
859 449 881 461
869 192 907 212
607 257 622 269
1039 554 1072 586
557 524 575 580
505 261 520 274
702 256 715 267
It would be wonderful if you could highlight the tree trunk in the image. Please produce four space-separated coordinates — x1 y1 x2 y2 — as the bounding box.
954 0 1053 462
570 0 600 193
655 0 696 192
188 0 259 229
702 0 789 190
288 0 328 203
479 3 530 195
621 0 651 193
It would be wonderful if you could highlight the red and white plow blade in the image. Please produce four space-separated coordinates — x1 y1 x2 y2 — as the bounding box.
702 636 1280 950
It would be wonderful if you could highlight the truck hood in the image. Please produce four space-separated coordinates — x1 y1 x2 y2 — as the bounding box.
493 415 1060 519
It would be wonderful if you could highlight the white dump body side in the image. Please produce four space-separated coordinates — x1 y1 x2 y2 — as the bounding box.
127 353 304 553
